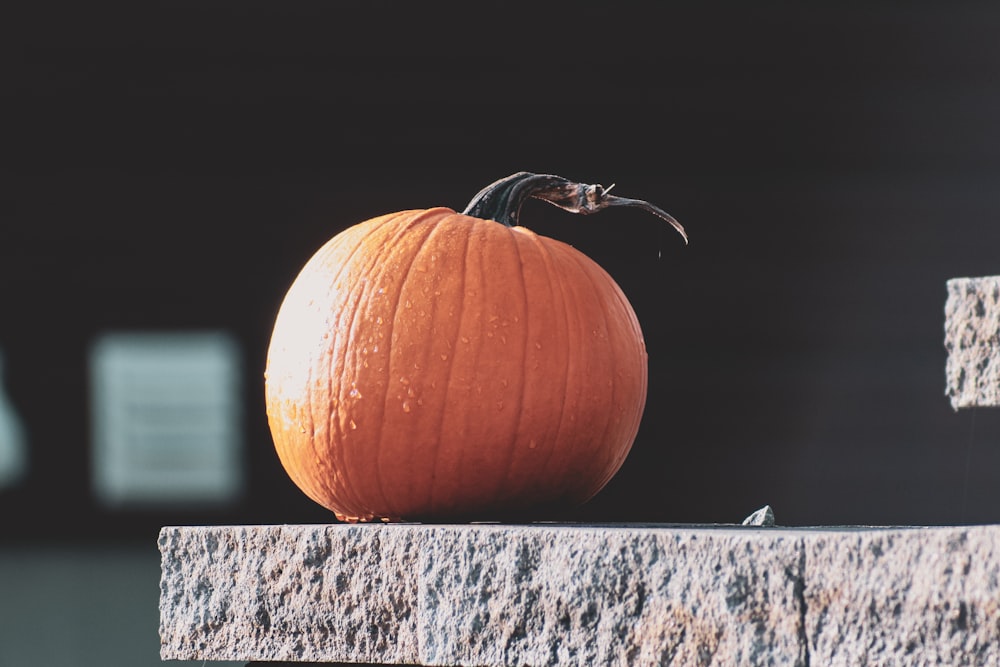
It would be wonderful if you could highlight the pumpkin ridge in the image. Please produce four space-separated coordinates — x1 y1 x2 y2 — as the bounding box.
321 213 412 518
424 214 473 516
372 209 448 518
590 250 648 488
575 245 645 499
278 216 378 514
537 241 591 492
299 355 321 502
557 248 603 496
517 229 572 494
589 266 648 495
465 218 531 511
434 215 510 515
564 247 626 497
306 216 397 515
432 215 499 516
493 225 533 504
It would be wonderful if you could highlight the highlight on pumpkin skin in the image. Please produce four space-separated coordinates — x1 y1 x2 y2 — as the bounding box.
462 171 688 244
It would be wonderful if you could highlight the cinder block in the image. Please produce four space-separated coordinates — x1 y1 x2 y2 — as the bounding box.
945 276 1000 409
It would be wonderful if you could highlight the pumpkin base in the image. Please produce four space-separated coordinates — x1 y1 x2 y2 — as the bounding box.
334 512 405 524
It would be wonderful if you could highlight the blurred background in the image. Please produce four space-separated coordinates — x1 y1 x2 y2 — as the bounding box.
4 1 1000 664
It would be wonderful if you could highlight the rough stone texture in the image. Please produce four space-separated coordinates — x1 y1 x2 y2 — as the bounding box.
945 276 1000 409
417 526 805 666
160 523 1000 666
803 527 1000 666
159 524 421 663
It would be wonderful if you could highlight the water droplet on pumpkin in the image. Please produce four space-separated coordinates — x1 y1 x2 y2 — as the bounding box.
500 335 507 345
405 299 412 309
349 387 362 399
461 336 470 344
440 353 448 361
402 400 411 413
407 387 416 398
349 419 357 430
376 316 383 325
535 342 542 350
372 345 379 353
399 376 410 385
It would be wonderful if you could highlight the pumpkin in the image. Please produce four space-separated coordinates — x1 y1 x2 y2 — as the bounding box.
264 172 686 522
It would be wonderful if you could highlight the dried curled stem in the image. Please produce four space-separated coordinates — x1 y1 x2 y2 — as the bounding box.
462 171 688 244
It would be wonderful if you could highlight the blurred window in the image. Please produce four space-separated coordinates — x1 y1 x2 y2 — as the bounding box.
89 331 243 507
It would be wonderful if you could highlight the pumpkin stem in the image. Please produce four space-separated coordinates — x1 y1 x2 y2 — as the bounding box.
461 171 688 244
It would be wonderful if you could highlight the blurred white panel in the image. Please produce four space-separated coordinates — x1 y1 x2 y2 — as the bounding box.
90 331 243 507
0 347 28 489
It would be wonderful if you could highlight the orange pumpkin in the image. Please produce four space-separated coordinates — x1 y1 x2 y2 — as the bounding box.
264 172 686 522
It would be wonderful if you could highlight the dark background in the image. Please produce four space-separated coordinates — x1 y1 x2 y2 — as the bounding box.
4 1 1000 544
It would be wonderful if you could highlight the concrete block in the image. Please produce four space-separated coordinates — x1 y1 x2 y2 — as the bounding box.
159 523 1000 665
945 276 1000 409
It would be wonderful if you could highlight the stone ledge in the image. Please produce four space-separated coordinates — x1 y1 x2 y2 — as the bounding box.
159 523 1000 665
945 275 1000 409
